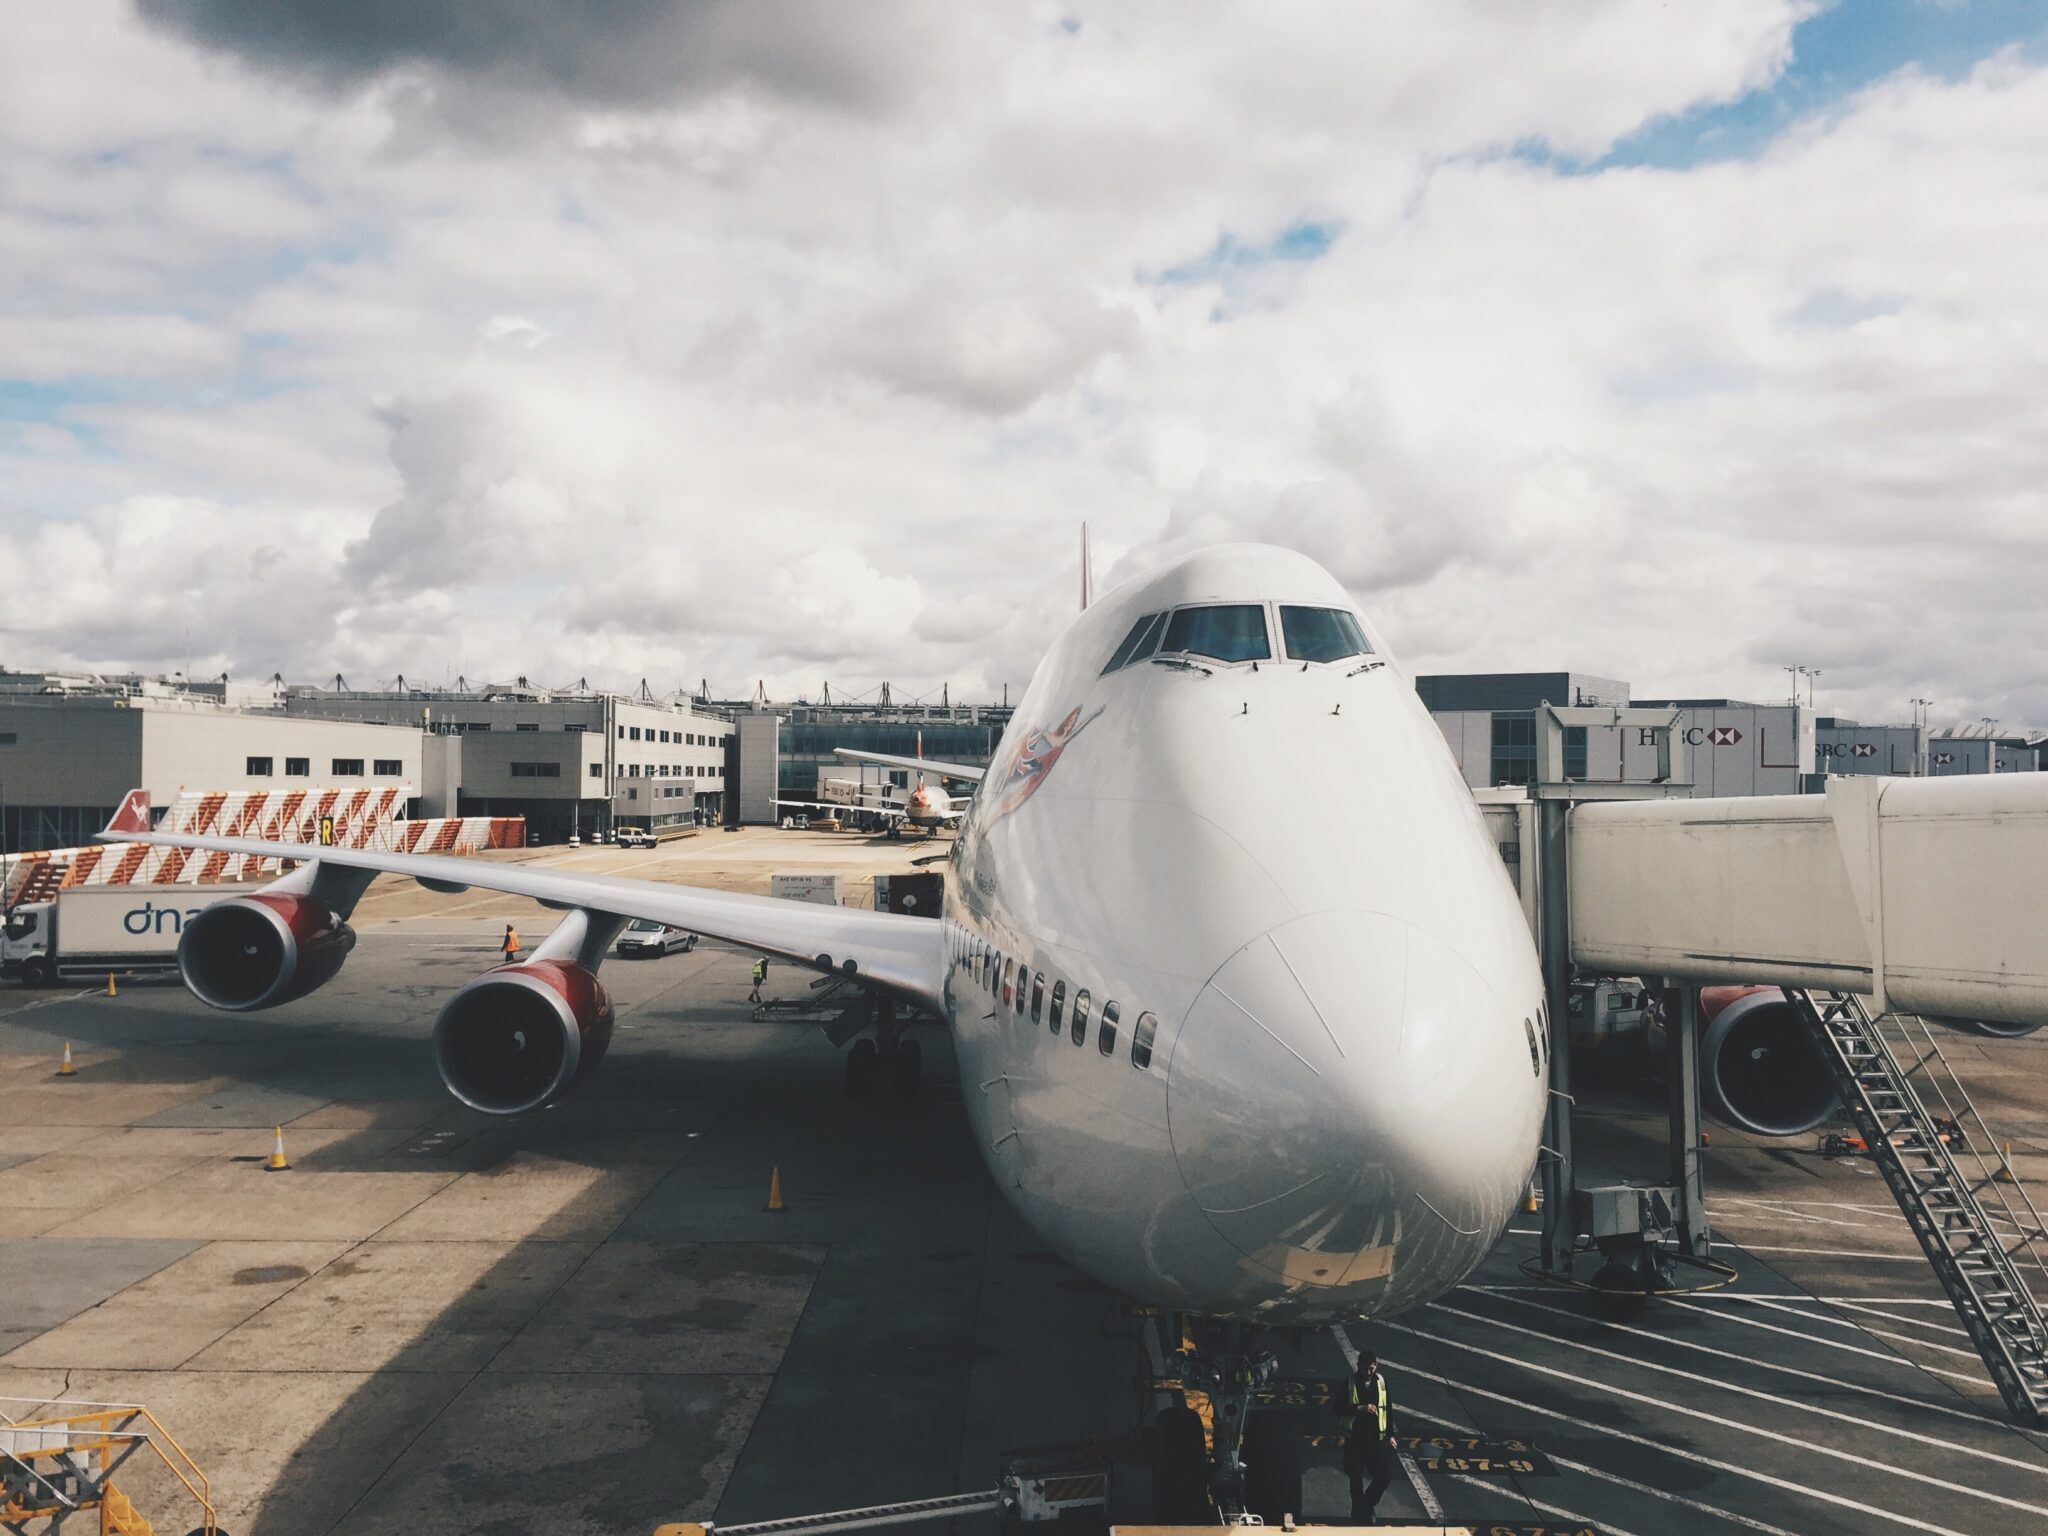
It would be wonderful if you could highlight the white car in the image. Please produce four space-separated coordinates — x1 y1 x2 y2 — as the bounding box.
615 919 696 958
615 827 656 848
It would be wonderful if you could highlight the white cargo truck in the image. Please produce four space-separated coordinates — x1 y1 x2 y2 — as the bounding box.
2 884 239 987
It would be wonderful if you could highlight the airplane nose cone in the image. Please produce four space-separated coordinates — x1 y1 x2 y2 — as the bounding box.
1166 911 1539 1309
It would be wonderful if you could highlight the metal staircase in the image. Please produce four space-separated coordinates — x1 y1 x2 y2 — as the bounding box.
1788 988 2048 1426
1 1398 216 1535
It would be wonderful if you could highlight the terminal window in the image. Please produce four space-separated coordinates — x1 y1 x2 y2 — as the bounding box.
589 763 603 778
374 758 403 776
510 761 562 778
516 723 539 732
1490 714 1535 787
286 757 308 776
331 758 364 776
246 756 273 776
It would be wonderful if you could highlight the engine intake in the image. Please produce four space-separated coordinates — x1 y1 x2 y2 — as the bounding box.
1700 986 1839 1138
433 960 614 1115
178 894 355 1012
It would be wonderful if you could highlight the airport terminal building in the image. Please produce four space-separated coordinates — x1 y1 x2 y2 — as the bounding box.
0 683 425 853
284 683 733 843
0 673 733 851
1419 670 2040 795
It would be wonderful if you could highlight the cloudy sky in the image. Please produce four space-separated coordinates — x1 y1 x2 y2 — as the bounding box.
3 2 2044 726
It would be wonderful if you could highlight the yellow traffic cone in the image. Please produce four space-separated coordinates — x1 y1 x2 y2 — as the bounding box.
1997 1140 2017 1184
1522 1185 1540 1213
105 973 117 997
764 1166 786 1213
265 1125 291 1172
55 1041 77 1078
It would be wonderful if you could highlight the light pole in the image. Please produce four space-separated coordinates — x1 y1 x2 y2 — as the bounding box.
1783 665 1802 707
1910 698 1934 774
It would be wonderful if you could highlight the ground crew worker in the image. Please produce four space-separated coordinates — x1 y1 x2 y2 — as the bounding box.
1337 1349 1394 1523
502 924 520 962
749 956 768 1003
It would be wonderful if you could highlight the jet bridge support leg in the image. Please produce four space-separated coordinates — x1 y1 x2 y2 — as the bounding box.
1537 793 1576 1277
1665 980 1711 1257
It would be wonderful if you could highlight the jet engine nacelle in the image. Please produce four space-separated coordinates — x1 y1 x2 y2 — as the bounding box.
1929 1017 2043 1040
1699 986 1840 1138
433 960 614 1116
178 893 356 1012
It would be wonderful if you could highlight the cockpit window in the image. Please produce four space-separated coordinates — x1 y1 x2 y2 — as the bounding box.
1128 611 1167 663
1159 605 1271 663
1280 605 1372 664
1102 612 1166 674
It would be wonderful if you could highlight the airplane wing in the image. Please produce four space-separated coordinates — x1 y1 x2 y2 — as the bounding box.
96 800 945 1013
831 748 985 783
774 798 908 821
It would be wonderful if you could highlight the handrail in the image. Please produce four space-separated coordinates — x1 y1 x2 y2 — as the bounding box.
0 1401 215 1535
1883 1012 2048 1292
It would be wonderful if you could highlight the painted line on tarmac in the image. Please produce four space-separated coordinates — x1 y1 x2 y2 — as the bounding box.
1399 1401 1795 1536
1382 1322 2048 1520
1380 1353 1976 1536
1739 1297 1986 1360
1446 1473 1651 1536
1466 1289 2005 1428
1419 1302 2047 1478
1806 1297 1974 1340
1717 1197 1887 1230
1719 1243 1928 1260
1663 1296 1986 1385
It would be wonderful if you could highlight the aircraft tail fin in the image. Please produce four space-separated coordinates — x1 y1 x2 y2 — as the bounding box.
103 789 152 837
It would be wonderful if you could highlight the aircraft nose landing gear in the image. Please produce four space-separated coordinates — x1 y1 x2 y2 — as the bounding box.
1147 1317 1304 1524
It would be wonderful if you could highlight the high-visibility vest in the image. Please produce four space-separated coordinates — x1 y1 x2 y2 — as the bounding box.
1343 1371 1388 1435
753 959 767 981
504 929 519 953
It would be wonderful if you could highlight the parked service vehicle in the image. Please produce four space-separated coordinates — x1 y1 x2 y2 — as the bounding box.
614 919 696 958
2 884 239 987
615 827 656 848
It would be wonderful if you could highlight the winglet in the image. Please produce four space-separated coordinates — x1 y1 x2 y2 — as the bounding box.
102 789 152 838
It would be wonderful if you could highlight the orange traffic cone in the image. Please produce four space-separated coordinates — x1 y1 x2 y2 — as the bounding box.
105 973 117 997
265 1126 291 1172
1997 1140 2017 1185
55 1041 77 1078
764 1166 786 1213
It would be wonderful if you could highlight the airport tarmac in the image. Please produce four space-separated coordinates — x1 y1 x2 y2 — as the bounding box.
5 832 2048 1534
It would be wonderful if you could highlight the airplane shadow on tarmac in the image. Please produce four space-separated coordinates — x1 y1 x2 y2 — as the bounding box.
2 933 1144 1536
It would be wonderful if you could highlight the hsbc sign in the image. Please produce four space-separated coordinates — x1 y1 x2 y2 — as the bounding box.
1634 726 1747 747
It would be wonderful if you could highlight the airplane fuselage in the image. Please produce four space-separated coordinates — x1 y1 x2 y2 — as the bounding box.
939 545 1547 1323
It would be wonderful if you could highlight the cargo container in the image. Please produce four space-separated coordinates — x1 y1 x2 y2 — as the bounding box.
770 872 842 907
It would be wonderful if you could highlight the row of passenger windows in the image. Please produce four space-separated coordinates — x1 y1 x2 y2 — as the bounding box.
950 925 1158 1071
1102 603 1375 672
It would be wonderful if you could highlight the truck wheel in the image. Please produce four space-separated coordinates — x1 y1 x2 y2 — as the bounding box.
22 957 53 989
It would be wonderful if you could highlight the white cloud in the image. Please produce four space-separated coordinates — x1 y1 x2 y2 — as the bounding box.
3 1 2044 728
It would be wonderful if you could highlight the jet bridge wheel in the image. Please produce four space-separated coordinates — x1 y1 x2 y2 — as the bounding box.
1241 1411 1303 1521
1150 1404 1211 1522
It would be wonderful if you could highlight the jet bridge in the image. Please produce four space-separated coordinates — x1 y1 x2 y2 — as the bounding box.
1513 718 2048 1424
1569 772 2048 1029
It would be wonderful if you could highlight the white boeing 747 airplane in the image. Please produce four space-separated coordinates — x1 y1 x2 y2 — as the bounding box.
99 543 1548 1510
